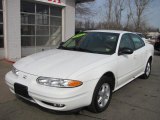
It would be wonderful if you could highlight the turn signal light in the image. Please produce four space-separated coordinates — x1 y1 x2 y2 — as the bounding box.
68 80 83 87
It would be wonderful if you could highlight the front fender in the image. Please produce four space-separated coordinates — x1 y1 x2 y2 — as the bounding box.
69 59 118 88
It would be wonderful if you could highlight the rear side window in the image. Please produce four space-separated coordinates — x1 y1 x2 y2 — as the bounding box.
119 34 135 50
130 34 145 50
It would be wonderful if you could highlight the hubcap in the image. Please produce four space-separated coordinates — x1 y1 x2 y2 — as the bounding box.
97 83 110 108
146 62 151 76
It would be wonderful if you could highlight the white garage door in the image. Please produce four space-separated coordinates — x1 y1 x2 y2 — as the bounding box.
21 1 62 56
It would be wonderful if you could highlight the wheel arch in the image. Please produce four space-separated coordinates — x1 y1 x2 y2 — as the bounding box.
100 71 116 91
148 56 152 63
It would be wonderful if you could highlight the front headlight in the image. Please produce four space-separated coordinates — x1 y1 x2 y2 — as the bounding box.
12 66 19 76
37 77 83 88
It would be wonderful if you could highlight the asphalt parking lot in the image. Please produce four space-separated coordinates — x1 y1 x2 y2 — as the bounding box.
0 52 160 120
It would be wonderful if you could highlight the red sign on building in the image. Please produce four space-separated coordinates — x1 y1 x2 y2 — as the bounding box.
48 0 61 3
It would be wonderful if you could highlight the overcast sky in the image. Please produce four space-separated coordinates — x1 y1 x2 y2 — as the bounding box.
147 0 160 29
84 0 160 29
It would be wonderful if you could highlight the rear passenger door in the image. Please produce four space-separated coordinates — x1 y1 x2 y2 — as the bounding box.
129 33 146 75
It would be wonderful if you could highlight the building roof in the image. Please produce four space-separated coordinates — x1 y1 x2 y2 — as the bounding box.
76 0 94 3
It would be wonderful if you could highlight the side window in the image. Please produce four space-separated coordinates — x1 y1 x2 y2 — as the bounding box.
130 34 145 50
119 34 135 50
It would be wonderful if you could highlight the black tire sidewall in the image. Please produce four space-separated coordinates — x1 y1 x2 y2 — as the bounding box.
90 76 112 113
144 61 151 79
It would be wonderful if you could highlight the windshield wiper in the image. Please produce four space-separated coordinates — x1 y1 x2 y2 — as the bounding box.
59 47 111 54
73 47 93 53
58 46 93 53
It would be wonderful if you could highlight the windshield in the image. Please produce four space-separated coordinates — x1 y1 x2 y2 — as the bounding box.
59 32 119 55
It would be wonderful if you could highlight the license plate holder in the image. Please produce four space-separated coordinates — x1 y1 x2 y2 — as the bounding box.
14 83 32 99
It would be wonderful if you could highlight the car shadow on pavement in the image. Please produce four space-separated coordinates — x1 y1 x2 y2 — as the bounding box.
154 51 160 56
16 96 85 115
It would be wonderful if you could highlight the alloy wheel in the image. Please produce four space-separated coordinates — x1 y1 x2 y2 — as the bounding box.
97 83 110 108
146 62 151 77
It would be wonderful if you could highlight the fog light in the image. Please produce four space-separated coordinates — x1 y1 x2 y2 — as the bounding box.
54 104 65 107
42 101 65 108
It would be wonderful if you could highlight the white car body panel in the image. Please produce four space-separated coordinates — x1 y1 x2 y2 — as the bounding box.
14 49 112 80
5 30 154 111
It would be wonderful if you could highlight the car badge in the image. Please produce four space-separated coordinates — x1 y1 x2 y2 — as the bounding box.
23 75 27 79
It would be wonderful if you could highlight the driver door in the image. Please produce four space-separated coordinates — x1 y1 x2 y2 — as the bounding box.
117 33 136 87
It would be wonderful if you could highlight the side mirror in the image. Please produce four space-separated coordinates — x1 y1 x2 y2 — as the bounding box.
118 48 133 55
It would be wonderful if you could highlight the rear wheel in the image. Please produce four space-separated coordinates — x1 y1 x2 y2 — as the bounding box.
88 76 112 113
141 60 151 79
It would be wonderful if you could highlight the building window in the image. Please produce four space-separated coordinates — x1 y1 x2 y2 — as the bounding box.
21 1 62 48
0 0 4 48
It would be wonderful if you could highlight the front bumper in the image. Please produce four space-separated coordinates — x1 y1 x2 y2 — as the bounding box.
5 71 97 111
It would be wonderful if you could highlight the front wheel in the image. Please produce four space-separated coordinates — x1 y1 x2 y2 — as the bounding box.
141 60 151 79
88 76 112 113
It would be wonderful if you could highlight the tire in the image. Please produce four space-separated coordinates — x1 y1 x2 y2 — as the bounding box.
141 60 151 79
88 76 112 113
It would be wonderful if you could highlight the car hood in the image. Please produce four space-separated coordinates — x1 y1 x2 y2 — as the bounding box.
14 49 112 78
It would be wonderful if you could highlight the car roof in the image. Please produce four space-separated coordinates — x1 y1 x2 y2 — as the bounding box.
85 30 132 34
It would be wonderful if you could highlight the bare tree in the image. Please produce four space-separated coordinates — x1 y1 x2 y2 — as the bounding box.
76 2 95 16
76 0 152 33
104 0 126 29
76 4 91 16
84 19 96 30
113 0 125 29
76 20 84 29
124 0 152 32
124 0 133 30
75 1 95 31
104 0 113 29
133 0 152 31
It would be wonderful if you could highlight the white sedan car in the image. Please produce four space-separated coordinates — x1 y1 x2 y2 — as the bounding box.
5 30 154 113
